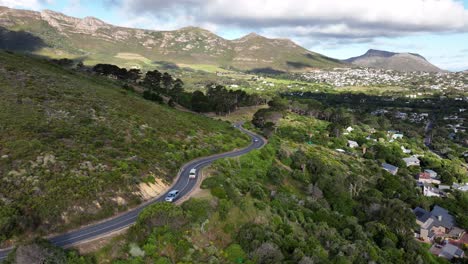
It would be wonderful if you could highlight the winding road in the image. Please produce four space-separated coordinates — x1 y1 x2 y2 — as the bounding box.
0 125 265 261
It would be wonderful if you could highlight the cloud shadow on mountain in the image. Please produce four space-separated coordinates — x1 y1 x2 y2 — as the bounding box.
0 27 48 52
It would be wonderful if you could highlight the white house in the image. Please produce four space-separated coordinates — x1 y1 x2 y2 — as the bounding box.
401 146 412 154
403 156 420 167
424 169 438 179
348 140 359 148
423 186 443 197
452 183 468 192
392 133 404 140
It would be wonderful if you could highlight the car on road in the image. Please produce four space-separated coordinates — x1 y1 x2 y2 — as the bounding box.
189 168 197 179
165 190 179 202
254 138 259 142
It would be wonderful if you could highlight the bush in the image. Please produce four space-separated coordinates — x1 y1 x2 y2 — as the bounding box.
211 186 228 199
224 244 247 263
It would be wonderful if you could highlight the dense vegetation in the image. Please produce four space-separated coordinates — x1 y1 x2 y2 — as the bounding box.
0 51 250 244
1 51 466 263
32 93 463 263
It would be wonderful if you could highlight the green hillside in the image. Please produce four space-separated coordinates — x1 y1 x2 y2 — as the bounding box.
0 51 249 242
0 6 344 72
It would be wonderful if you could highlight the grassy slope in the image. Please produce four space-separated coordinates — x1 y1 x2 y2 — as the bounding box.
0 51 249 240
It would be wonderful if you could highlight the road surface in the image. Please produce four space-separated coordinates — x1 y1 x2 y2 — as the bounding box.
0 125 265 260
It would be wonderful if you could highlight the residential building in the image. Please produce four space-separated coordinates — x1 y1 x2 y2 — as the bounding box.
382 163 399 175
424 169 438 179
452 183 468 192
438 244 465 260
422 185 444 197
347 140 359 148
401 146 412 154
413 206 455 242
403 156 420 167
417 172 441 185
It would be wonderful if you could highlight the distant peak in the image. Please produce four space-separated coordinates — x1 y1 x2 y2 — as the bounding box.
244 32 264 39
179 26 201 30
84 16 103 22
178 26 210 32
82 16 107 26
364 49 426 60
234 32 267 42
364 49 396 58
246 32 260 37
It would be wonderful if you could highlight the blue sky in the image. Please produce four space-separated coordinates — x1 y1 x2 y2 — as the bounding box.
3 0 468 71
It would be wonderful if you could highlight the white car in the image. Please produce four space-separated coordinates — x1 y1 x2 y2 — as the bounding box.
189 168 197 179
165 190 179 202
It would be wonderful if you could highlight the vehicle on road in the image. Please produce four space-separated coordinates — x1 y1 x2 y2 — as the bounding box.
254 138 259 142
165 190 179 202
189 168 197 179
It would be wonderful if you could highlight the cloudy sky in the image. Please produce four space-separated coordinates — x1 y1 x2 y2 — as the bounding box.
2 0 468 71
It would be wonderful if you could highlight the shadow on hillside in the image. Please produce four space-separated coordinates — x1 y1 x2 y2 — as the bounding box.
247 67 286 75
153 61 180 70
286 61 311 69
0 27 48 52
304 53 342 64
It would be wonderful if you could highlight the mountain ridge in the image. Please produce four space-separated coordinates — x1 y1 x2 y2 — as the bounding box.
0 6 343 71
345 49 443 72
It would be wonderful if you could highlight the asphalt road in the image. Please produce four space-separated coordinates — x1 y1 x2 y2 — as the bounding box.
0 125 265 261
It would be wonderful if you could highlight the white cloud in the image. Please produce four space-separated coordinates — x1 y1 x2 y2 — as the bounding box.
117 0 468 39
0 0 50 10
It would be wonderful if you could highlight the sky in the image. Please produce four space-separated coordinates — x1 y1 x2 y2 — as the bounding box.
1 0 468 71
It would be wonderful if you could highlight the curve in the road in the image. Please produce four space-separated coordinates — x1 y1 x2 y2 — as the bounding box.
0 125 265 260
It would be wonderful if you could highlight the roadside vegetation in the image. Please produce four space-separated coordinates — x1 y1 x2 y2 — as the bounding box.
0 51 250 245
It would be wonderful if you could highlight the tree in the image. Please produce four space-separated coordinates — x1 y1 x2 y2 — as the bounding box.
252 242 284 264
127 69 141 82
136 203 186 235
171 78 184 99
92 64 128 79
162 72 173 93
143 70 162 92
268 97 289 111
191 91 212 112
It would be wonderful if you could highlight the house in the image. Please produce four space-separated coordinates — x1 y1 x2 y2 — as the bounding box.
382 163 399 175
401 146 412 154
346 126 354 133
416 172 441 185
447 227 465 240
424 169 438 179
452 183 468 192
423 185 444 197
438 244 465 260
347 140 359 148
403 156 420 167
392 133 404 140
439 185 451 191
413 206 455 242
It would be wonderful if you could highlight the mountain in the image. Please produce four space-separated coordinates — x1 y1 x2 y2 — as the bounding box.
0 6 343 72
344 49 443 72
0 50 248 241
